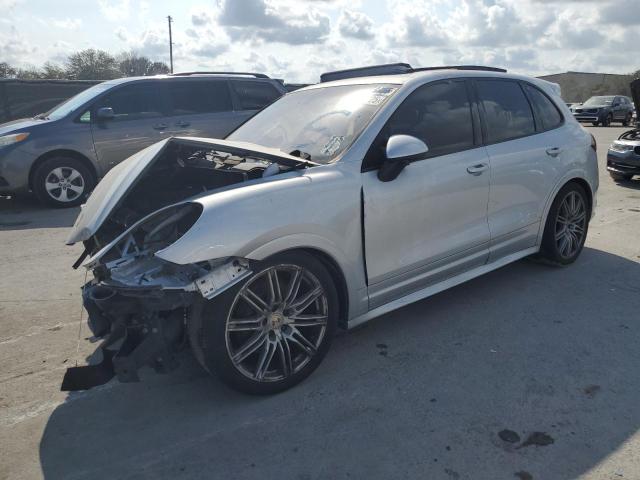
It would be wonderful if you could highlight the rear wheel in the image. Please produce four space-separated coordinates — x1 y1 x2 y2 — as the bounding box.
610 172 633 181
32 156 95 208
538 183 589 266
189 251 338 394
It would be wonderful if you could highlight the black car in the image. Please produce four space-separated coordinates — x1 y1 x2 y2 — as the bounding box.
571 95 635 127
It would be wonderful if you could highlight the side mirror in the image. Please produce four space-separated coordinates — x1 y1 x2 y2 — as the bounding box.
378 134 429 182
96 107 115 120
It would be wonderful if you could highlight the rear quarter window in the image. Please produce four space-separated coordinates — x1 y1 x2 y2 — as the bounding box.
231 81 281 110
477 80 535 143
523 83 563 131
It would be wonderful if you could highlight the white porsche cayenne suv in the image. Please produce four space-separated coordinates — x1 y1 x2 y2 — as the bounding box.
63 65 598 394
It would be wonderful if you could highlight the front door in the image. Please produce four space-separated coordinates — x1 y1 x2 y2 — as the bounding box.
90 82 168 171
361 80 491 308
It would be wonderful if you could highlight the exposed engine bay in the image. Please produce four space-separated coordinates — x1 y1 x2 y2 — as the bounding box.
62 138 315 391
87 138 296 252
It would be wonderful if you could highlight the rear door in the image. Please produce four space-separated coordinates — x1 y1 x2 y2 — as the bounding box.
165 79 236 138
90 81 168 170
362 79 491 308
229 80 283 126
476 79 563 260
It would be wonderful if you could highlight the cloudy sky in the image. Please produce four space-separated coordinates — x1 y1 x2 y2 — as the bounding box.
1 0 639 82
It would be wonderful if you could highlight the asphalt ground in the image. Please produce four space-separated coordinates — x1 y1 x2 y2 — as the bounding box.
1 125 639 480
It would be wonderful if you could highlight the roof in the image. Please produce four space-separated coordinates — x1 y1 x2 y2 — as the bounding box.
102 73 276 86
299 69 560 97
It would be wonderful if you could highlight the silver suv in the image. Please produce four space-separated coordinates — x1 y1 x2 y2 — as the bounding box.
0 73 286 207
63 64 598 395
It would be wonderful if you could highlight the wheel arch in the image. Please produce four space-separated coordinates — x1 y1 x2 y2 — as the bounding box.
296 247 350 330
537 175 594 245
28 149 98 191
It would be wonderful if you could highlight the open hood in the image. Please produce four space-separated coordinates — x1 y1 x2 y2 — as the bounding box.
66 137 318 247
631 78 640 122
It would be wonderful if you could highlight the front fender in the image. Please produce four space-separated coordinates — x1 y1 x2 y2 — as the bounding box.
154 165 368 319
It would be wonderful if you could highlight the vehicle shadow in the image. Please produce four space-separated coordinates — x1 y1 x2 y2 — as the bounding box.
39 247 640 479
612 177 640 191
0 195 78 230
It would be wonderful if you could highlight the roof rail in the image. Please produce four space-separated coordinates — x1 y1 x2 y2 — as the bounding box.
412 65 507 73
319 63 507 82
170 71 270 78
320 63 412 83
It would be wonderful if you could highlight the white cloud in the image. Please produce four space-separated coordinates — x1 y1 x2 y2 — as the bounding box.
98 0 130 22
338 10 375 40
51 18 82 29
218 0 331 45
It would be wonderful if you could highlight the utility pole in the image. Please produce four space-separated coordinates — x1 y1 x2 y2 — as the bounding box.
167 15 173 73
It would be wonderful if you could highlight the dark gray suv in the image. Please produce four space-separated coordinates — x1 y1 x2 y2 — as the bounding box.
571 95 635 127
0 73 286 207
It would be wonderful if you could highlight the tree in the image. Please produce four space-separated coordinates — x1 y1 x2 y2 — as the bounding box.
15 66 43 79
118 52 170 77
0 62 17 78
41 62 66 79
65 49 120 80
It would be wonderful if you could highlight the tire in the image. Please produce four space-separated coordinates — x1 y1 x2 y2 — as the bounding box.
32 156 95 208
189 251 339 394
602 114 612 127
538 182 589 266
622 113 632 127
610 172 633 182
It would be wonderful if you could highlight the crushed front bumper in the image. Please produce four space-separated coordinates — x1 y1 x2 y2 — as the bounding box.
61 257 252 391
61 283 194 391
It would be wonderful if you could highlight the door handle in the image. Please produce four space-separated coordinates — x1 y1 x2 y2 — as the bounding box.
466 163 488 176
546 147 561 157
175 121 190 127
152 123 168 130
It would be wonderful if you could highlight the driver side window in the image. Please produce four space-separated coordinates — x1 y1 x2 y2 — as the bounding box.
363 80 475 170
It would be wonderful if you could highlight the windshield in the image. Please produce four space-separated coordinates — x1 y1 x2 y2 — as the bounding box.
227 83 399 163
583 96 614 106
44 83 112 120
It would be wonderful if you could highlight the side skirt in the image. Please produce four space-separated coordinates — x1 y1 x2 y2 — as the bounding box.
347 246 539 329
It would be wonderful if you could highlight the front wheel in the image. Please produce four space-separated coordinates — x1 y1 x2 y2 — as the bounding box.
189 251 338 394
602 114 612 127
622 113 632 127
32 156 95 207
538 183 589 266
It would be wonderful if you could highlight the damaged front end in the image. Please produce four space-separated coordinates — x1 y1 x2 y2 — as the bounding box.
62 137 312 391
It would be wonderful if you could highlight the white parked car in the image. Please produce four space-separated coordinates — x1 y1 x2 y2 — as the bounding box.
63 64 599 394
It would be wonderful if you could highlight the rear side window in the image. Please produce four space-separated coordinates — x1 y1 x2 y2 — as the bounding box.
231 81 281 110
477 80 535 143
96 83 164 121
167 80 232 115
523 84 563 131
364 80 474 168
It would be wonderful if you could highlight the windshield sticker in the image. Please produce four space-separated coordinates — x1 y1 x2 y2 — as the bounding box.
321 136 345 156
367 86 398 106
